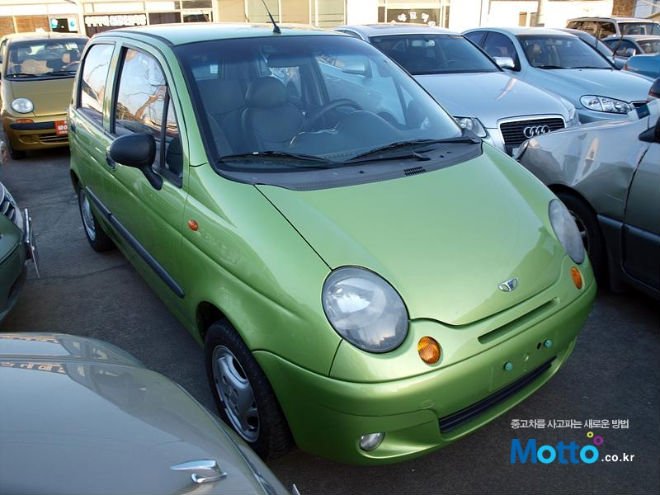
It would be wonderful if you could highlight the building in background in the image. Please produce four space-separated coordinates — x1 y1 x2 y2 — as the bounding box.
0 0 652 38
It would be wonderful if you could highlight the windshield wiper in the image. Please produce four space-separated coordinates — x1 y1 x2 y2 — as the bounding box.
535 65 564 69
347 136 479 163
47 70 77 76
219 150 332 169
568 66 611 70
5 72 37 78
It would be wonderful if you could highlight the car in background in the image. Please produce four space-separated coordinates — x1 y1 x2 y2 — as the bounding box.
70 23 595 464
602 35 660 60
335 24 578 155
624 53 660 79
0 32 87 159
516 100 660 298
0 332 293 495
566 16 660 39
0 180 36 322
558 28 622 68
464 28 652 123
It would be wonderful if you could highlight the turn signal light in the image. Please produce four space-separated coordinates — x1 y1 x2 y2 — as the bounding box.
570 266 583 289
15 118 33 124
418 336 441 364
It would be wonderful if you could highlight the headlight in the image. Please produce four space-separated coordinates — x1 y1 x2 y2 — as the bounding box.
322 267 408 353
580 95 631 114
10 98 34 114
454 116 487 138
549 199 585 264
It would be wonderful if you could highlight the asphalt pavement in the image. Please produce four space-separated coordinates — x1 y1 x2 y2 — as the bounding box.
1 148 658 495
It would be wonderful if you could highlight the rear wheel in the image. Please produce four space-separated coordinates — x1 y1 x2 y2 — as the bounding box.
77 187 114 252
205 320 292 460
557 192 606 281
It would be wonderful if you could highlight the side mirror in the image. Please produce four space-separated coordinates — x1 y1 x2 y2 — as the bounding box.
638 117 660 143
108 133 162 189
648 78 660 99
493 56 515 70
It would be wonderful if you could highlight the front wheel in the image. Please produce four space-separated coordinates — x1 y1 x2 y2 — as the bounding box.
557 192 606 281
205 320 292 460
77 187 114 252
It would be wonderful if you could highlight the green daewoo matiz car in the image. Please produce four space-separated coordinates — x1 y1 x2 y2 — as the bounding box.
69 23 596 464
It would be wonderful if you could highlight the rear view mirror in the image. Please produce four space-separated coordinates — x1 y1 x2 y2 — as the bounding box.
493 56 515 70
624 47 636 58
638 117 660 143
108 133 162 189
341 58 372 77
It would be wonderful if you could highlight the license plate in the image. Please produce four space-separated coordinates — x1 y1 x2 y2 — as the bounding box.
55 120 68 136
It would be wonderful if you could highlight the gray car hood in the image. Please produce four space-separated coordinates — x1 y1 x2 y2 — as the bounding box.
0 333 284 495
415 71 569 127
525 68 652 106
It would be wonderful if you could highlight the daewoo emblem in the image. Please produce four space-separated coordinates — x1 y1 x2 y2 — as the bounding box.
523 125 550 139
498 277 519 292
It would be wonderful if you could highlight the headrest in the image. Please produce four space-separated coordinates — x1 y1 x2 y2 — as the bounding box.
198 79 245 115
245 76 287 108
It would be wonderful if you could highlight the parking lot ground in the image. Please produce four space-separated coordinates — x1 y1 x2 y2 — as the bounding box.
1 149 659 495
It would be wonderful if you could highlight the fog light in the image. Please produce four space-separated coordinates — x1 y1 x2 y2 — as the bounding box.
418 336 441 364
570 266 583 289
359 432 384 452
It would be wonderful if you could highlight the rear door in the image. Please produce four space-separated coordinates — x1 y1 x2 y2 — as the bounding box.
69 42 116 220
622 139 660 290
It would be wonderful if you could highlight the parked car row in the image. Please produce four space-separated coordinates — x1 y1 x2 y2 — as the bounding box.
0 16 656 495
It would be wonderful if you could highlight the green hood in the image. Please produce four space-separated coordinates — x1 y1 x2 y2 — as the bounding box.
258 148 564 326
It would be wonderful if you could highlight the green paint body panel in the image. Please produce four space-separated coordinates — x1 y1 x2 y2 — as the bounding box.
69 25 597 464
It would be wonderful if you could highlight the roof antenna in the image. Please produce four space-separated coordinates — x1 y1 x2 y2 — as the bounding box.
260 0 281 34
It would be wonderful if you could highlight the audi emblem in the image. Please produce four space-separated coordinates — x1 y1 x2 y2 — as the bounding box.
523 125 550 139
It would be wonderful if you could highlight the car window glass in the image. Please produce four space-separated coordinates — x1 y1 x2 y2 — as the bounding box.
518 35 612 69
599 23 616 38
175 35 462 168
369 34 498 75
464 31 485 46
483 32 519 69
621 22 660 35
638 39 660 54
6 38 86 78
79 43 114 125
114 48 182 184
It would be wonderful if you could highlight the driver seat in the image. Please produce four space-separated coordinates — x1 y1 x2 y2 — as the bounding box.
241 76 303 152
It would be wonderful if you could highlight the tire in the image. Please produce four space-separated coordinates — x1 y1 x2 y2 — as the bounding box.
557 192 606 281
6 139 26 160
205 320 292 460
77 187 114 252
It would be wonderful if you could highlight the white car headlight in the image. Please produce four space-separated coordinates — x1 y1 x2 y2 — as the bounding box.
454 116 487 138
580 95 631 114
11 98 34 114
322 267 408 353
549 199 585 264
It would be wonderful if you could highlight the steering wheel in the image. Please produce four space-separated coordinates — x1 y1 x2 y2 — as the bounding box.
303 99 362 131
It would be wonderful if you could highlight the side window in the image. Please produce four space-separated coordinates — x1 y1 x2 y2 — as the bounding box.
113 48 183 185
79 43 114 125
464 31 486 46
483 33 520 70
599 22 616 38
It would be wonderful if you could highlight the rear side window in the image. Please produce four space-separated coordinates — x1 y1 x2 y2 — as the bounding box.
79 43 114 125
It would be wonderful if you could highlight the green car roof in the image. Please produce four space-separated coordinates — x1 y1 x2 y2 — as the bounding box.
96 22 343 46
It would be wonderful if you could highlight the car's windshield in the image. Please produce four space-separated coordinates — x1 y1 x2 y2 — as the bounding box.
175 35 462 170
518 35 613 69
369 34 499 75
620 22 660 36
637 39 660 54
6 38 87 78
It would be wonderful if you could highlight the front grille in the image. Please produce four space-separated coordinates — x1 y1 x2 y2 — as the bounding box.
0 184 17 223
39 134 68 144
499 118 565 152
438 358 555 433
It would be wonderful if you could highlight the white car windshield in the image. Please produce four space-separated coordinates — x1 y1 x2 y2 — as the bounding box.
519 35 613 69
174 35 464 170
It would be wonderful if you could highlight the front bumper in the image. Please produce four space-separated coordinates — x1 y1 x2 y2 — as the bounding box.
257 259 596 464
2 113 69 151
